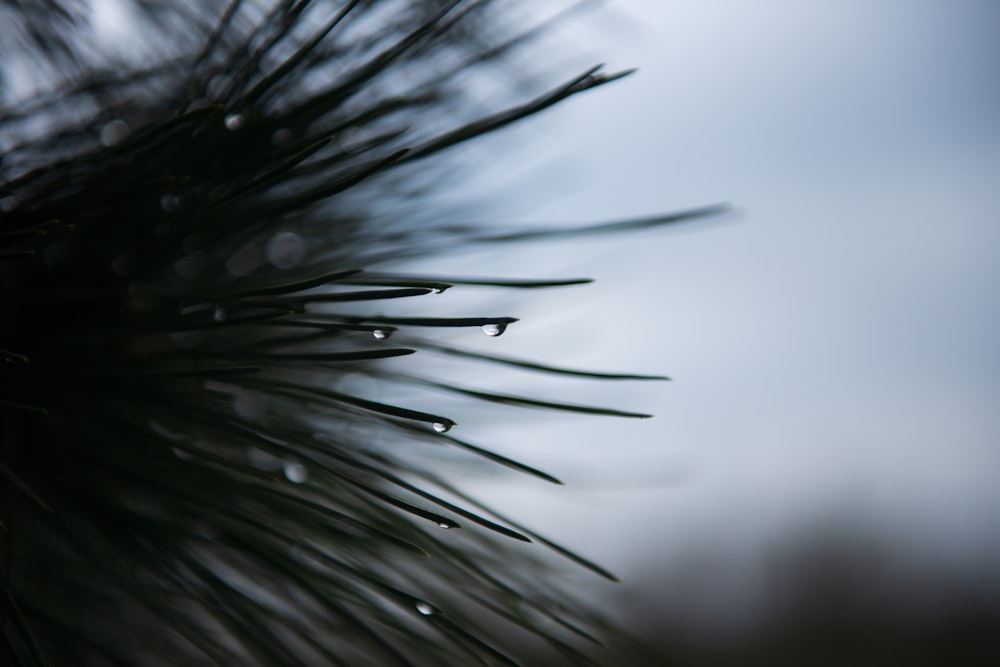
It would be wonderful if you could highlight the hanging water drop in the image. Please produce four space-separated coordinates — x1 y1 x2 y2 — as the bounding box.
372 328 389 340
283 461 308 484
437 521 453 529
267 231 305 269
160 193 181 212
415 601 435 616
481 322 506 337
432 421 451 434
224 113 245 131
100 119 130 146
213 304 227 322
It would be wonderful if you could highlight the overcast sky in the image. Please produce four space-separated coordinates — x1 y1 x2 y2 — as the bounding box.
400 0 1000 628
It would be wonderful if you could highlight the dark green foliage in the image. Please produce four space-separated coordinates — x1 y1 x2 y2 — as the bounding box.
0 2 715 664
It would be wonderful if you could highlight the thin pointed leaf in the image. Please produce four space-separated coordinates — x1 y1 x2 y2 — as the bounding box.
115 366 262 378
408 377 654 419
418 341 670 381
210 268 363 300
392 422 563 485
287 0 464 125
186 0 246 79
312 435 530 542
434 481 620 583
242 0 364 106
215 136 336 204
155 308 294 332
229 348 415 362
303 314 519 329
403 64 631 163
428 615 521 667
254 378 456 429
476 203 730 243
350 274 593 289
253 287 433 304
468 594 606 663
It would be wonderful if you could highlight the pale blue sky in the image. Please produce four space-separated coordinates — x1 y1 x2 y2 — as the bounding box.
400 0 1000 628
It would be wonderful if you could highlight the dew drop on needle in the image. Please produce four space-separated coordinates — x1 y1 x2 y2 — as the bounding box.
224 113 245 131
481 323 506 337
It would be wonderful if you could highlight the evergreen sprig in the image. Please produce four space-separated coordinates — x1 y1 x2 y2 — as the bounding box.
0 2 717 664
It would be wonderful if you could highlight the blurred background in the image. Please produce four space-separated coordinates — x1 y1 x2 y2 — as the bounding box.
398 0 1000 663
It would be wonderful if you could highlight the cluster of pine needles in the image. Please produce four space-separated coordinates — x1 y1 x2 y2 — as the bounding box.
0 1 719 665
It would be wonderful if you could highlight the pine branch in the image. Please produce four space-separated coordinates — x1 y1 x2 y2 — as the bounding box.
0 2 719 665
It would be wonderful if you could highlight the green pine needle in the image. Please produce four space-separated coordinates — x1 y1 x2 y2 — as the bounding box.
0 2 720 665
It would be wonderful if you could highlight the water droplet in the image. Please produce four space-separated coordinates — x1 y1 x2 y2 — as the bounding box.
432 421 451 434
415 601 435 616
372 328 390 340
481 322 506 337
283 461 308 484
100 119 130 146
267 231 305 269
213 304 227 322
160 193 181 212
437 522 453 529
224 113 245 131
